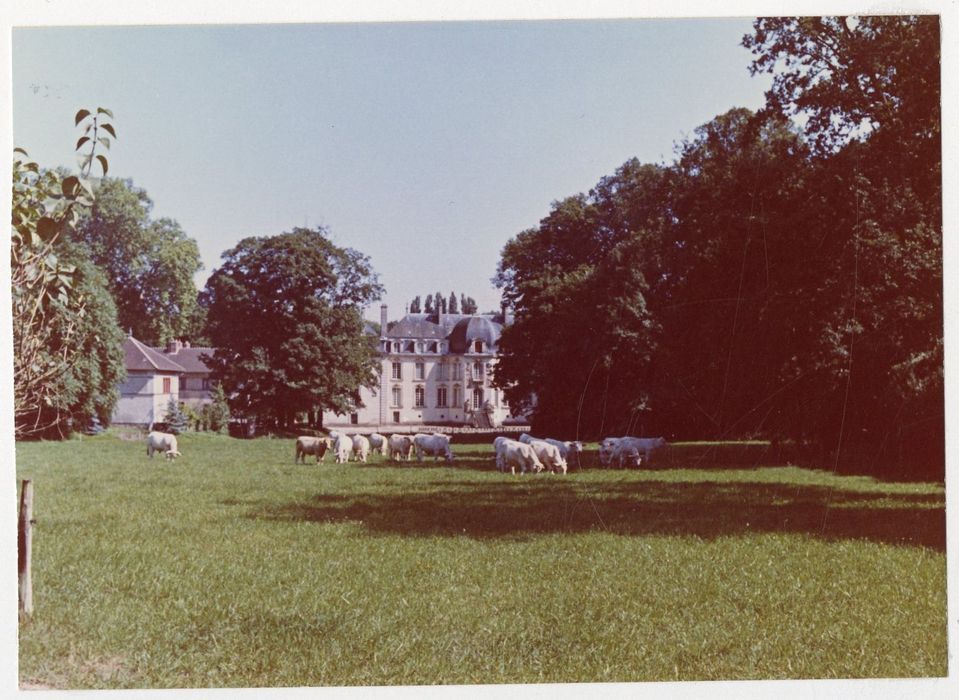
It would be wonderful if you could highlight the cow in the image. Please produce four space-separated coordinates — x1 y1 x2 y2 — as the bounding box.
352 434 371 463
602 436 667 468
333 433 353 464
599 437 623 467
368 432 387 456
146 431 181 460
524 439 568 474
520 433 582 470
295 436 332 464
413 433 454 462
389 434 414 461
496 438 544 475
611 442 642 469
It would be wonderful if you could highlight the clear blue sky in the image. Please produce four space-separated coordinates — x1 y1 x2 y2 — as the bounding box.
13 19 770 321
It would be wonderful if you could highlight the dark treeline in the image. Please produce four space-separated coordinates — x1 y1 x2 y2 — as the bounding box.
494 17 942 479
410 292 478 315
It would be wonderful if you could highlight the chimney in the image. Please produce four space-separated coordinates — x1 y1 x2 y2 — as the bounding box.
166 339 182 354
501 301 513 326
380 304 388 337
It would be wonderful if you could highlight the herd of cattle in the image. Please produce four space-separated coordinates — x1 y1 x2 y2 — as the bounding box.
145 429 668 472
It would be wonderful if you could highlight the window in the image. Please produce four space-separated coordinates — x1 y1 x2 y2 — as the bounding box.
350 413 358 425
162 377 171 394
474 340 483 353
452 385 461 409
392 362 402 380
452 363 462 380
473 388 483 409
415 362 425 380
391 386 402 407
414 386 425 407
405 341 415 353
437 386 448 407
202 378 211 391
393 411 400 423
384 341 392 353
428 341 438 353
416 342 425 353
474 361 483 379
179 376 186 392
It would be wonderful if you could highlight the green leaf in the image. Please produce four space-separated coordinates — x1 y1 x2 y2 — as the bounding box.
96 107 114 119
96 155 109 176
100 123 117 139
76 136 91 151
37 217 60 242
74 109 91 126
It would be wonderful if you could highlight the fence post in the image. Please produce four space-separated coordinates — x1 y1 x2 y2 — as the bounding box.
18 479 34 617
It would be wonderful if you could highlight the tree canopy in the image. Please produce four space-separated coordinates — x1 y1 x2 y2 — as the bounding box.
72 178 204 345
494 15 941 478
200 227 384 428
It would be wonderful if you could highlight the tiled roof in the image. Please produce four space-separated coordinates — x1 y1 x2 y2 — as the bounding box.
123 336 186 373
386 313 503 350
154 346 215 374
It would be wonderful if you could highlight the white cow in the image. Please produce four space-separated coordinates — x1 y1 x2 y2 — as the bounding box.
333 433 353 464
525 439 568 474
520 434 581 471
146 431 181 460
414 433 454 462
295 436 332 464
496 438 544 475
352 434 371 463
602 436 667 468
368 432 387 456
389 434 414 461
611 442 642 468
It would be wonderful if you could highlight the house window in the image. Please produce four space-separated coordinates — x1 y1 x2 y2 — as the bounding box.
162 377 171 394
415 362 425 380
473 388 483 409
474 340 483 353
384 341 392 353
392 362 402 380
393 411 400 423
452 363 462 380
179 376 186 392
474 361 483 379
429 341 438 353
391 386 402 407
414 386 425 407
202 378 211 391
437 363 447 381
405 341 415 353
437 386 448 407
452 385 461 409
350 413 359 425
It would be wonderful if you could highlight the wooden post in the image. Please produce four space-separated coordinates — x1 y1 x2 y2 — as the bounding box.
18 479 34 617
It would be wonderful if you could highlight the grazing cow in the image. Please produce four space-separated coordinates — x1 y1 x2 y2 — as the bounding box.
599 437 623 467
333 433 352 464
525 439 568 474
352 434 371 463
295 436 332 464
614 436 667 467
611 442 642 469
389 434 414 461
497 439 544 475
413 433 454 462
521 434 583 470
146 431 181 460
368 432 387 456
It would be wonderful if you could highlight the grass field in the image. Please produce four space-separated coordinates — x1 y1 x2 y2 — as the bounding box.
15 433 947 688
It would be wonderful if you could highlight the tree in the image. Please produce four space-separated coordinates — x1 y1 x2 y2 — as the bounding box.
73 178 203 345
203 382 231 433
163 396 189 434
461 294 478 315
448 291 458 314
200 227 384 429
409 295 422 313
424 293 435 314
437 291 447 314
11 108 126 438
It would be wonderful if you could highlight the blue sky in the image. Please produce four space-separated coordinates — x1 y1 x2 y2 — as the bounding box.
13 19 771 321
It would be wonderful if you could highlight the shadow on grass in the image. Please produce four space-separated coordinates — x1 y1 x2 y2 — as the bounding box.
243 472 945 550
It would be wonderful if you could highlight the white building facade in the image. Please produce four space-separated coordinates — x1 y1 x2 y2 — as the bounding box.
323 305 523 428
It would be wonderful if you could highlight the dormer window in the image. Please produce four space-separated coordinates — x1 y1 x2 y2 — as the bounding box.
405 340 415 353
474 340 483 353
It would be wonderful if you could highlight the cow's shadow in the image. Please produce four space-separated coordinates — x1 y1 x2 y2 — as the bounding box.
243 475 945 550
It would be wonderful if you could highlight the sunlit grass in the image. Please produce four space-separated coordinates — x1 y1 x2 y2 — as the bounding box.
16 433 946 688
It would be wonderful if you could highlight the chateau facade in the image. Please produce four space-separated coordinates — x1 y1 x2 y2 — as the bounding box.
323 305 522 428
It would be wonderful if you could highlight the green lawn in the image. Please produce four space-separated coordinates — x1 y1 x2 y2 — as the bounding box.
16 433 947 688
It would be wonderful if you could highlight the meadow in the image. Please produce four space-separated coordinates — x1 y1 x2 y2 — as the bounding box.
15 433 947 688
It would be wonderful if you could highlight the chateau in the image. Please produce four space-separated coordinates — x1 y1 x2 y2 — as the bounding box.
322 305 523 428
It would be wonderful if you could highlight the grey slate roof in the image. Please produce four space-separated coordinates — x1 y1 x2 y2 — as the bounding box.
154 345 215 374
123 336 186 373
386 313 503 352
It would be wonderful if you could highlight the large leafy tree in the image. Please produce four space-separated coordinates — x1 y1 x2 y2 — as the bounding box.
200 227 384 428
11 109 126 438
72 178 203 345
